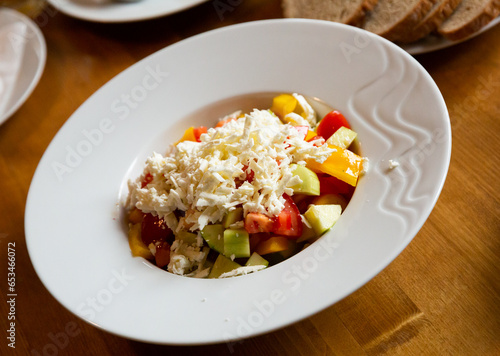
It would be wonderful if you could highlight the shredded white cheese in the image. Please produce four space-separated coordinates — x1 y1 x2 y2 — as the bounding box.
128 109 333 233
292 93 316 127
167 238 209 277
218 265 267 278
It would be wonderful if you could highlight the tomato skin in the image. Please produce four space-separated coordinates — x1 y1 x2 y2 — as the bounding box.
245 213 274 233
154 241 171 268
141 213 173 246
193 126 207 142
272 194 303 238
316 111 351 140
245 166 255 183
244 195 303 238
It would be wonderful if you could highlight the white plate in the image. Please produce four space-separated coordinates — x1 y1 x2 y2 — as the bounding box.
402 16 500 55
0 8 46 125
25 19 451 345
46 0 208 23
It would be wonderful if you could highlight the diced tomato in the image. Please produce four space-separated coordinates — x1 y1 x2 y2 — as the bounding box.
246 169 254 184
141 173 153 188
318 174 355 195
245 213 274 234
236 165 254 187
316 111 351 140
193 126 207 142
141 213 173 246
272 194 303 238
154 241 171 268
241 165 254 183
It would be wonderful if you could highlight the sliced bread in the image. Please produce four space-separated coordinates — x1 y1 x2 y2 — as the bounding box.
282 0 379 26
437 0 500 41
396 0 462 43
362 0 438 42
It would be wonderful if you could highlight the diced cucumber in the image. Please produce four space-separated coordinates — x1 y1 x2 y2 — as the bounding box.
304 204 342 236
201 224 224 254
176 230 198 245
223 229 250 258
296 222 318 243
290 164 320 196
208 254 241 278
326 127 357 149
312 193 347 211
245 252 269 267
222 207 243 228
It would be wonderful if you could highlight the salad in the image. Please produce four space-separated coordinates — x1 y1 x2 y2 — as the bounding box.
126 93 365 278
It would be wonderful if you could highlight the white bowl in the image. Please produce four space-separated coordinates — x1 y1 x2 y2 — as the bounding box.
25 19 451 345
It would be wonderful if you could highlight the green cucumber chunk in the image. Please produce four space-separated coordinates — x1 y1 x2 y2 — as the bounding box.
290 164 320 196
304 204 342 236
201 224 224 254
245 252 269 267
326 126 357 149
222 207 243 228
208 254 241 278
176 230 198 245
223 228 250 258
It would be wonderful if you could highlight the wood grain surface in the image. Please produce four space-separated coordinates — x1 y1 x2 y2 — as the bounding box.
1 1 499 355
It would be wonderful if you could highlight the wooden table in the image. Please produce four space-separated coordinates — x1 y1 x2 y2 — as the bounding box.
1 1 499 355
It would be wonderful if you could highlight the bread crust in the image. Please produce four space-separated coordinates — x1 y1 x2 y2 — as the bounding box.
282 0 379 26
438 0 500 41
349 0 380 26
366 0 438 42
396 0 462 43
282 0 500 44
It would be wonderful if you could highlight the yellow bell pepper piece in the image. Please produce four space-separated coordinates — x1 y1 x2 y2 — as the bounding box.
177 127 196 144
128 223 153 259
307 144 363 187
128 208 143 224
270 94 298 119
255 236 291 255
305 130 317 141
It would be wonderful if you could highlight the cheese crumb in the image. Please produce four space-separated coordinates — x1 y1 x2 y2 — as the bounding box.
388 159 400 169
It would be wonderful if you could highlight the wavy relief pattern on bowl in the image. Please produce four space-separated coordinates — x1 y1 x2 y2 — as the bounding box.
348 42 438 236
